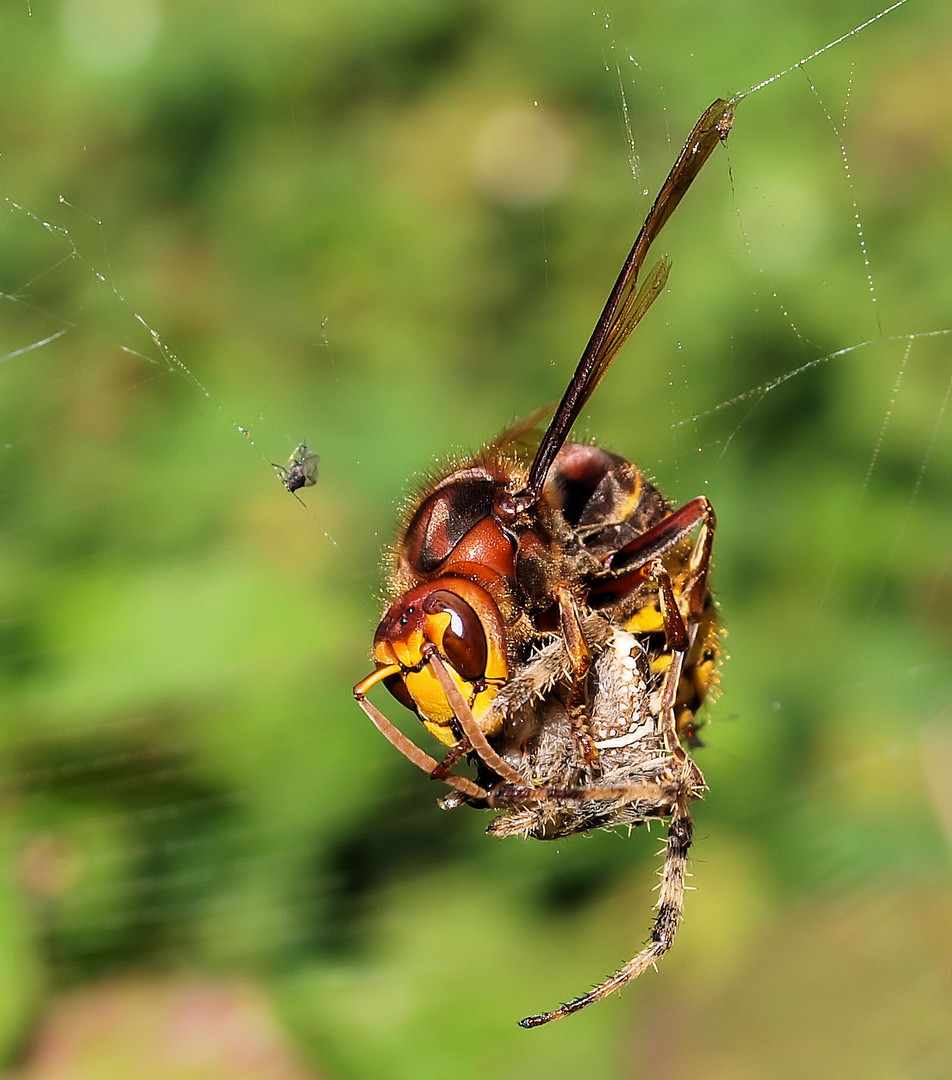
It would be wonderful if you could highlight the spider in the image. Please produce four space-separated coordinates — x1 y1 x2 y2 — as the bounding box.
354 98 730 1027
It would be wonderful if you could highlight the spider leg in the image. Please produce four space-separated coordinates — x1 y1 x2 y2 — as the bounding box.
668 635 709 794
554 582 600 768
485 776 681 812
519 794 693 1028
642 560 706 787
429 741 468 782
353 669 488 801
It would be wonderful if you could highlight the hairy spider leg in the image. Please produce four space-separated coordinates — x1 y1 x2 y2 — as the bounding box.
552 582 601 768
518 795 693 1028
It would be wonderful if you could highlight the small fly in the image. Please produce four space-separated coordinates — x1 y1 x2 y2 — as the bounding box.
275 443 319 498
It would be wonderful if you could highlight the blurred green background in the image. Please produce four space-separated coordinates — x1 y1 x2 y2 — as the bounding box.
2 1 951 1077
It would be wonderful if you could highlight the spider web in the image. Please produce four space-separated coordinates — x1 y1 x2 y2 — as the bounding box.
1 1 950 1076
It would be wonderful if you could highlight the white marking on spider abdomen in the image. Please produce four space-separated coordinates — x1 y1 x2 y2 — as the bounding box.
588 630 653 749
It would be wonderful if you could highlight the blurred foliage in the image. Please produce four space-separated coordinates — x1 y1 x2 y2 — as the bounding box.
1 0 951 1077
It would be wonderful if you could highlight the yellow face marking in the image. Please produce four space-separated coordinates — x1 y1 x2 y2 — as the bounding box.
373 601 507 746
408 671 503 746
386 629 426 672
